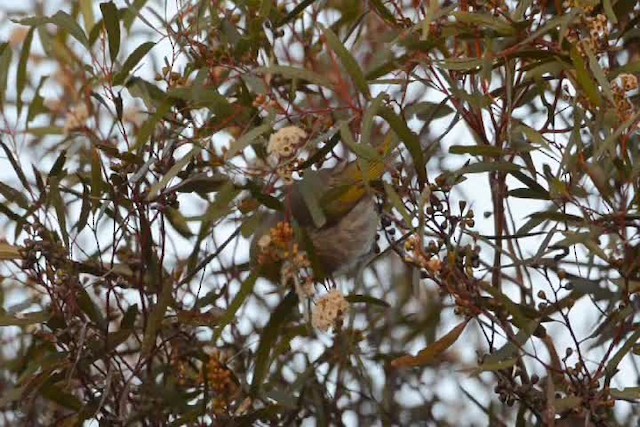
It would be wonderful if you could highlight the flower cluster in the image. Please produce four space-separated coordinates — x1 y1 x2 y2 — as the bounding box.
266 126 308 183
564 13 609 57
311 289 350 332
267 126 307 160
202 353 239 417
257 220 315 298
562 0 598 14
612 74 639 123
257 221 308 268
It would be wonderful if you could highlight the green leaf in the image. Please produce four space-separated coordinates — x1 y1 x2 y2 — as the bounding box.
141 275 173 357
113 41 155 85
168 87 232 117
16 27 35 116
438 58 484 71
509 188 551 200
392 321 468 368
122 0 147 30
0 242 21 260
458 161 520 175
133 102 171 151
250 291 299 395
259 0 272 20
170 173 229 194
195 182 241 241
146 147 201 201
79 0 96 31
16 11 89 47
378 106 427 187
345 294 390 308
570 46 601 107
406 100 454 122
26 77 49 125
384 182 412 228
40 383 84 411
323 27 370 98
277 0 314 25
100 2 120 61
48 177 69 248
298 171 327 228
0 141 31 192
369 0 397 24
224 123 271 161
0 43 12 105
611 387 640 401
75 184 91 233
0 310 50 326
471 356 518 374
602 0 618 24
214 274 257 340
254 65 333 89
76 286 106 327
48 150 67 177
585 49 614 104
453 11 516 35
528 211 583 224
361 93 386 146
449 145 505 157
90 147 104 209
120 304 138 329
339 121 381 162
0 181 30 209
165 207 192 237
510 170 549 197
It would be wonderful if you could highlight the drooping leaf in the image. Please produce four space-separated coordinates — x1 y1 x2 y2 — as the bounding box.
0 43 12 105
16 27 35 116
254 65 333 89
392 321 468 369
113 41 155 85
100 2 121 61
251 291 299 395
323 27 370 98
378 106 427 187
16 11 90 47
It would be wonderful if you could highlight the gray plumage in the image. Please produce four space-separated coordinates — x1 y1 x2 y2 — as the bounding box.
251 169 378 278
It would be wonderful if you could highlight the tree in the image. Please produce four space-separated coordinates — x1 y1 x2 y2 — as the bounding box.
1 0 639 425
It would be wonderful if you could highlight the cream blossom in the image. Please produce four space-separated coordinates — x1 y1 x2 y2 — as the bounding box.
267 126 307 160
312 289 349 332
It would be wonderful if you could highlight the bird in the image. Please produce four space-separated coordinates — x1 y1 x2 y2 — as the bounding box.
251 154 388 283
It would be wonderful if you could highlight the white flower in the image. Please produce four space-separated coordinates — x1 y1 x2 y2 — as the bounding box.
312 289 349 332
267 126 307 160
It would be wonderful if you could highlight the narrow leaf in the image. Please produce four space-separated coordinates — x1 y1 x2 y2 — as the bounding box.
16 27 35 116
224 123 271 161
113 41 155 85
251 291 299 395
323 27 370 98
392 321 468 368
378 106 427 187
0 43 12 104
100 2 121 61
146 147 201 201
254 65 333 89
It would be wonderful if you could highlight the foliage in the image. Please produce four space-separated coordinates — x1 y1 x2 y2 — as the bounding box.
1 0 640 425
